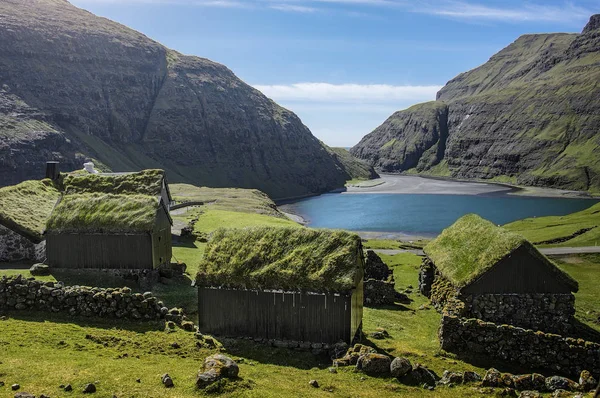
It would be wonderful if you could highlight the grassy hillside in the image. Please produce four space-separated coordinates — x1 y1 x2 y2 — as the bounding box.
324 146 379 182
504 202 600 247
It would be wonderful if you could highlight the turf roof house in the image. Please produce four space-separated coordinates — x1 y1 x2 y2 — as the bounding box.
0 180 61 263
45 169 173 269
419 214 578 334
196 227 364 345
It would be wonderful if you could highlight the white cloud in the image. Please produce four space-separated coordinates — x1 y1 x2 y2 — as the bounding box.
269 3 317 12
253 82 442 103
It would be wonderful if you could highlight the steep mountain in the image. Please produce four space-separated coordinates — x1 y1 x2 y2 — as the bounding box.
351 15 600 193
0 0 373 199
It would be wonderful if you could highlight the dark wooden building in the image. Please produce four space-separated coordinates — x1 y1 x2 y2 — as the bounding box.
196 227 364 344
45 169 172 269
421 214 578 333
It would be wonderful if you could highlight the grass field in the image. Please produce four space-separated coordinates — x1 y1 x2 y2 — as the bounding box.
504 202 600 247
2 250 598 397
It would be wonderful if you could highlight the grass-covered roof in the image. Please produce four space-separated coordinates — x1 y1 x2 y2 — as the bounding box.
0 179 61 242
63 169 165 197
46 193 160 234
424 214 578 290
196 227 363 293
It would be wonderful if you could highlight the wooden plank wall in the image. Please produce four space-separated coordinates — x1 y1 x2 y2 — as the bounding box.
46 233 153 269
198 288 353 344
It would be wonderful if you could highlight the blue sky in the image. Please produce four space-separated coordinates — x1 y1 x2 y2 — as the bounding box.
70 0 599 147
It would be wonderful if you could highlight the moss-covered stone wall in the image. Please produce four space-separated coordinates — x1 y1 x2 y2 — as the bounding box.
439 314 600 379
462 293 575 335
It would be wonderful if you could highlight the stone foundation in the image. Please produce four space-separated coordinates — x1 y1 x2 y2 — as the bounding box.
0 224 45 263
439 313 600 379
0 274 168 320
462 293 575 335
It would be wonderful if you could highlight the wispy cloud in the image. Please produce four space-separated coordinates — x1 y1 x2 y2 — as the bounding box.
71 0 594 23
252 82 442 103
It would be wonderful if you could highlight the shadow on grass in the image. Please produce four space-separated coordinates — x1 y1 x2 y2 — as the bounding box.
367 302 414 312
1 309 165 333
172 236 198 248
219 338 331 370
0 262 33 270
569 318 600 343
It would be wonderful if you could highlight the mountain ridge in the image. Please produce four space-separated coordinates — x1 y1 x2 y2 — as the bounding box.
0 0 375 199
351 15 600 193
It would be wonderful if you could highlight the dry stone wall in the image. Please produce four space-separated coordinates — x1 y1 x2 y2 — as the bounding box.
439 314 600 379
0 274 168 320
462 293 575 335
363 250 396 306
0 225 45 263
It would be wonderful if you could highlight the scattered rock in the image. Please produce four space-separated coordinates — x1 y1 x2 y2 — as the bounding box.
482 368 501 387
29 263 50 276
196 354 239 389
64 384 72 392
369 331 387 340
82 383 96 394
578 370 597 392
11 384 20 391
181 321 195 332
161 374 174 388
170 342 181 349
14 393 35 398
545 376 578 392
40 394 51 398
518 391 542 398
390 357 412 379
439 370 463 385
400 364 438 387
463 371 482 383
328 368 337 374
309 380 319 388
512 374 534 391
356 353 391 376
333 344 375 366
500 388 517 397
551 389 573 398
328 341 349 360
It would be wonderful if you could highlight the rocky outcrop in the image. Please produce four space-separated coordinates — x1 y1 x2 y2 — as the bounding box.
0 0 372 199
352 15 600 193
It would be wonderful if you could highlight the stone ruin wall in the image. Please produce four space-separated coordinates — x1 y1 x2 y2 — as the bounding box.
439 313 600 379
462 293 575 335
0 274 167 320
363 250 396 306
419 259 600 379
0 224 45 263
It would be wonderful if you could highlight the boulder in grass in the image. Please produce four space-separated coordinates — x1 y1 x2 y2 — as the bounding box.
545 376 578 392
196 354 239 389
83 383 96 393
463 371 482 383
162 374 174 388
30 263 50 276
390 357 412 379
482 368 501 387
355 353 391 376
14 393 35 398
578 370 597 392
400 364 438 387
439 370 464 385
518 391 542 398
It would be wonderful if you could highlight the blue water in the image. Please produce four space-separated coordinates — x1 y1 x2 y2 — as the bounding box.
284 193 599 237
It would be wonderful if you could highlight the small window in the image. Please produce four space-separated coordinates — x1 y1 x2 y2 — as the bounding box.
158 236 161 242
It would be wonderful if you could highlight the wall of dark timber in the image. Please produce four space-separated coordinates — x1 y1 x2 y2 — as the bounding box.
46 233 153 269
198 287 361 344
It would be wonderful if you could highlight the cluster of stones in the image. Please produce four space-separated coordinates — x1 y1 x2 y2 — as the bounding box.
0 225 44 263
0 275 169 320
477 367 598 397
439 314 600 378
332 343 442 388
462 293 575 335
363 250 397 306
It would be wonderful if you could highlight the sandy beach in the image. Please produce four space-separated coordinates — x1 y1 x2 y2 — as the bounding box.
344 174 596 199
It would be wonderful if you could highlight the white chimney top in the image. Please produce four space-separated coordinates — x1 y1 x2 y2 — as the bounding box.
83 162 99 174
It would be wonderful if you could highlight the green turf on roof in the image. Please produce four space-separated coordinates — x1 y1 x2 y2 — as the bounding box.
0 179 61 242
424 214 578 291
63 169 164 197
46 193 160 234
424 214 530 288
196 227 363 293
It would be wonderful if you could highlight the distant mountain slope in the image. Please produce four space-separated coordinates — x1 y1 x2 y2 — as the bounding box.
352 15 600 193
0 0 373 199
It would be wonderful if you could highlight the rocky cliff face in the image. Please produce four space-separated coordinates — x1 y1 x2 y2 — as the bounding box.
352 16 600 193
0 0 372 199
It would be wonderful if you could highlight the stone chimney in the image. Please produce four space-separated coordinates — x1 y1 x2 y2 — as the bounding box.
45 161 60 181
